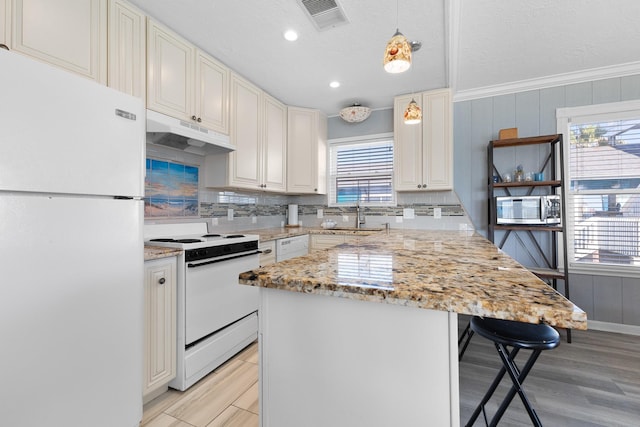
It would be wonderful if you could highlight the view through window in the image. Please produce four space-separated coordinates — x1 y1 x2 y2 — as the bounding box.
559 101 640 270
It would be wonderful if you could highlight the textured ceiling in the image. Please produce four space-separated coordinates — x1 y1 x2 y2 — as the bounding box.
129 0 640 116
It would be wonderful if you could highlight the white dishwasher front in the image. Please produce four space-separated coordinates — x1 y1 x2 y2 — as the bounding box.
276 234 309 262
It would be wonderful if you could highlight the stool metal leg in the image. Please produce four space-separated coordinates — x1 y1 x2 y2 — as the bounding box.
464 347 520 427
459 322 475 361
490 344 543 427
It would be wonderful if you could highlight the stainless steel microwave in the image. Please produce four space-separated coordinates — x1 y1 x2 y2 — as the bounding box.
495 195 561 225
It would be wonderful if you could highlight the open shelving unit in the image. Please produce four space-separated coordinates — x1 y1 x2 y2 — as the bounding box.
487 134 571 341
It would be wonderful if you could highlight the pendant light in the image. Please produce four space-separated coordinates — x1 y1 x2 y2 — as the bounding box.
404 98 422 124
383 0 411 73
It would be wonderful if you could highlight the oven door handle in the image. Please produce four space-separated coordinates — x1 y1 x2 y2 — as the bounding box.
187 251 260 268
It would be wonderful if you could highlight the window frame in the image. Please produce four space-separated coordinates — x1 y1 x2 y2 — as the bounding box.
327 132 396 207
557 99 640 278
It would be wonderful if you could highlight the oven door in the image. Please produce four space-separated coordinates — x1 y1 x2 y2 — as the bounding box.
184 251 259 346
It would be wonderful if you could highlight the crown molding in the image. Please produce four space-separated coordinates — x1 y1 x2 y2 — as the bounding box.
452 61 640 103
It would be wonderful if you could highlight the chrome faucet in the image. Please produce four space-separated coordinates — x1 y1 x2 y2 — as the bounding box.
355 203 365 229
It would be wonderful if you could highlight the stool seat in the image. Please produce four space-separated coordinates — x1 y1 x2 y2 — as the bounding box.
465 317 560 427
470 317 560 350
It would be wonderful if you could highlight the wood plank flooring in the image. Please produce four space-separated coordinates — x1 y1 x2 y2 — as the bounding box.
142 322 640 426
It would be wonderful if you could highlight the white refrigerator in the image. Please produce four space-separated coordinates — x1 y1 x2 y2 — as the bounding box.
0 50 144 426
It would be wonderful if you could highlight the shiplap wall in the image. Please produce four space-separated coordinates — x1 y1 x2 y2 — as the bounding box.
453 74 640 327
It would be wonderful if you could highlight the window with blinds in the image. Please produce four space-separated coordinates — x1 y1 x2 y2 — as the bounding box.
329 138 395 205
566 114 640 268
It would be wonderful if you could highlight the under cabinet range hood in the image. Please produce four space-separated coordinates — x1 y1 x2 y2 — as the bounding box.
146 110 234 156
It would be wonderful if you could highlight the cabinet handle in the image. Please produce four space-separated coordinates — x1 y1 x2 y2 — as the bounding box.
261 248 273 254
422 183 426 188
417 184 422 189
314 188 317 192
197 117 202 123
158 277 166 285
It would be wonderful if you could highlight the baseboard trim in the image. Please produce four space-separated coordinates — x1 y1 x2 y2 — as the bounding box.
587 320 640 336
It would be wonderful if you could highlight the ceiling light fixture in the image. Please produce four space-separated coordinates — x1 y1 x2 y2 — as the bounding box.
329 81 340 88
404 98 422 124
284 30 298 41
383 0 413 73
339 103 371 123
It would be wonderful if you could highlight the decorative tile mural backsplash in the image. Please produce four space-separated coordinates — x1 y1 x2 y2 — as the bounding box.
145 159 199 218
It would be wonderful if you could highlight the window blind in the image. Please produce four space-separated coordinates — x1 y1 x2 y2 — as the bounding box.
568 118 640 266
329 139 394 205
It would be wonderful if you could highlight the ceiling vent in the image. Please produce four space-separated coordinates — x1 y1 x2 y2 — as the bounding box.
298 0 349 31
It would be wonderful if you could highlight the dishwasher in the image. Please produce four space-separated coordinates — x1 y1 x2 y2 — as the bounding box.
276 234 309 262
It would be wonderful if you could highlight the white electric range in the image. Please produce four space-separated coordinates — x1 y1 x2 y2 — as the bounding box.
144 222 260 391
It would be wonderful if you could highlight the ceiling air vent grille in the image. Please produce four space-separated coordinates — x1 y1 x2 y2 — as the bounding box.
298 0 349 31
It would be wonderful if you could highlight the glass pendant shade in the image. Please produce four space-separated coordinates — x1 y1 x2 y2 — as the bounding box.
383 30 412 73
404 99 422 124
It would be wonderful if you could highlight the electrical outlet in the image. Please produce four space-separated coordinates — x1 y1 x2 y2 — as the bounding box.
252 216 257 224
395 216 403 223
317 209 324 218
227 208 234 221
434 207 442 219
403 208 415 219
342 215 349 222
211 218 218 226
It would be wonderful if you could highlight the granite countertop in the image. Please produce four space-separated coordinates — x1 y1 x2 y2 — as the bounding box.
244 226 381 242
144 246 182 261
239 229 587 330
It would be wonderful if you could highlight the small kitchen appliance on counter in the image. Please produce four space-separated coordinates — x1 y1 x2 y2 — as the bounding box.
144 223 260 390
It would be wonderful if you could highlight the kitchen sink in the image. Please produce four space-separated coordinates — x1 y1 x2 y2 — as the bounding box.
328 227 383 232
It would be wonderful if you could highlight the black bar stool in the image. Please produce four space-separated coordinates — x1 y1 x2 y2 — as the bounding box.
465 316 560 427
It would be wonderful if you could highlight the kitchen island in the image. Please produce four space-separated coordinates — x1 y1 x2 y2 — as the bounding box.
239 229 586 427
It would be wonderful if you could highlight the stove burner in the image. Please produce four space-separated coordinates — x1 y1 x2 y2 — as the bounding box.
202 234 222 238
149 238 203 244
225 234 245 239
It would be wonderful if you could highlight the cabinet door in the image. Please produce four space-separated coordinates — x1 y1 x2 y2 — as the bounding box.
147 19 194 120
262 93 287 192
287 107 327 194
228 73 261 189
196 51 229 134
108 0 145 99
310 234 346 250
12 0 107 83
143 257 176 399
394 94 424 191
423 89 452 190
0 0 9 47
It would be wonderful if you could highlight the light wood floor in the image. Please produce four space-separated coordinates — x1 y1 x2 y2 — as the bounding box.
142 323 640 427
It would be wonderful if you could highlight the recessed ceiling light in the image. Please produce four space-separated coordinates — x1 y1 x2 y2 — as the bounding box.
284 30 298 41
329 81 340 88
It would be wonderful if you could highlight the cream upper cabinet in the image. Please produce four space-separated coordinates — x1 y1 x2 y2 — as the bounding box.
143 257 177 402
196 51 230 135
227 73 262 188
205 73 286 192
394 88 452 191
11 0 107 83
262 92 287 191
147 19 194 120
107 0 145 99
147 19 229 134
0 0 9 47
287 106 327 194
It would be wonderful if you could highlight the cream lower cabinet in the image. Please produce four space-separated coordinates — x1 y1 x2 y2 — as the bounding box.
10 0 107 83
287 107 327 194
147 18 229 134
394 88 453 191
205 73 287 192
310 234 357 250
107 0 145 99
143 257 177 403
259 240 276 266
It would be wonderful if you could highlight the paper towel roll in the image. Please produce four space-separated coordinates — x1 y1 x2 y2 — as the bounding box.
288 204 298 226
